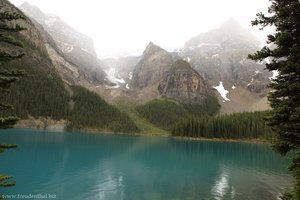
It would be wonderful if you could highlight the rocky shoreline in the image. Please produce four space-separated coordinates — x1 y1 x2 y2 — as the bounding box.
15 116 66 132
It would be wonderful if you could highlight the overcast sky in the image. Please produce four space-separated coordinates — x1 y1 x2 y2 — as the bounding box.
9 0 271 57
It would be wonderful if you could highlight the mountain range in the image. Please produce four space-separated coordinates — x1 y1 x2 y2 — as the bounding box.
1 0 274 134
102 20 272 113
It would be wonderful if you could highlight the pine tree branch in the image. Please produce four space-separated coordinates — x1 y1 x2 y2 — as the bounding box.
248 46 271 61
0 144 18 149
0 69 25 77
0 69 25 92
0 50 25 62
0 76 19 87
0 175 13 182
0 24 26 32
0 11 25 21
251 12 275 30
0 174 15 187
0 33 24 47
0 103 13 112
0 117 19 129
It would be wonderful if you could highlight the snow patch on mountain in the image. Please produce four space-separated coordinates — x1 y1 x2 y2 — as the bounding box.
45 17 56 27
239 58 246 65
105 68 125 89
184 57 191 62
247 78 254 86
62 46 74 53
128 72 133 80
269 70 279 80
80 48 90 54
105 85 120 90
213 81 230 102
264 58 271 64
197 43 220 48
212 54 219 58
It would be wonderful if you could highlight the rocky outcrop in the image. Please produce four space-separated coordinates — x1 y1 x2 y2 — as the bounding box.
246 72 269 96
158 60 212 103
44 43 80 84
15 116 66 131
131 42 177 89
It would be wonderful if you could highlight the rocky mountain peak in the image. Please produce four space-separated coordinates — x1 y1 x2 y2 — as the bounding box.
184 18 259 49
158 59 212 103
143 41 168 57
20 2 44 18
131 43 176 89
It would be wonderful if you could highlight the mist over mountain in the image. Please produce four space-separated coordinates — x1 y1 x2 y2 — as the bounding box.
20 2 96 55
177 19 272 113
99 18 273 113
19 2 108 86
2 0 275 133
0 0 141 132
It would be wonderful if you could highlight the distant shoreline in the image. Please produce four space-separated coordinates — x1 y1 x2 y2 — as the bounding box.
13 125 270 144
173 136 269 144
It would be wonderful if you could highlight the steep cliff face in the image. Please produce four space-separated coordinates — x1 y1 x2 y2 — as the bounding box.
131 42 176 89
19 2 107 85
158 60 212 103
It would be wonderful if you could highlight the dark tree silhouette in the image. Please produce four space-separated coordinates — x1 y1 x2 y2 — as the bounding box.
0 6 25 195
248 0 300 198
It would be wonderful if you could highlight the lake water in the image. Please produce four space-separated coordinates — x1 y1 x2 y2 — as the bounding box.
0 129 292 200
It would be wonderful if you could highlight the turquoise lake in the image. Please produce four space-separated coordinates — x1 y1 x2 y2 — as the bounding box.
0 129 292 200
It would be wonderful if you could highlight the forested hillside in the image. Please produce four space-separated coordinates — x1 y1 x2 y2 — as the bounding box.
0 37 138 133
136 96 220 131
172 111 273 139
0 34 69 120
67 86 140 133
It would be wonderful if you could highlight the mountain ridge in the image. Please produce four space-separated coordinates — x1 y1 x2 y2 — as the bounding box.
19 2 109 86
2 0 274 136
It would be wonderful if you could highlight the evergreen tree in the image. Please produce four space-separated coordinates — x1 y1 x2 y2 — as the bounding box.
0 7 26 195
248 0 300 198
